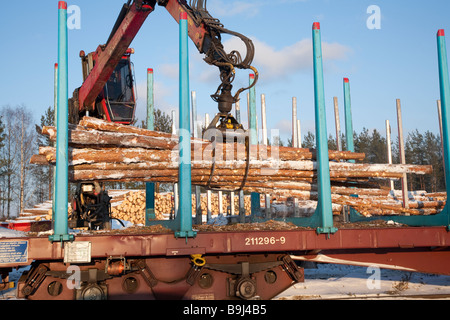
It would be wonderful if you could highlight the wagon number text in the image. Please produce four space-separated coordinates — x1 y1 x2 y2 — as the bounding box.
245 236 286 246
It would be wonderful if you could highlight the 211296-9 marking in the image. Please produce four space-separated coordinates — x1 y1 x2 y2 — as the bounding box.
245 236 286 246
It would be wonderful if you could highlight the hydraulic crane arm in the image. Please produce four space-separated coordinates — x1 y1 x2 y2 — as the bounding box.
163 0 258 114
76 0 258 118
77 1 154 111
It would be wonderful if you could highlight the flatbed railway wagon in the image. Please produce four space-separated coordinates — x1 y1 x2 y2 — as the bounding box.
1 2 450 301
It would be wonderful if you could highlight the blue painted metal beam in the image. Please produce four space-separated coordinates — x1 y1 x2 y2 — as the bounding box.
266 22 337 233
145 68 156 224
438 29 450 201
248 74 258 145
343 78 355 163
435 29 450 228
350 29 450 229
175 12 196 239
49 1 74 242
312 22 337 235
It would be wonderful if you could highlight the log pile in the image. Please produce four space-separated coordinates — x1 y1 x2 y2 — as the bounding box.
270 190 446 218
109 190 252 224
332 190 446 217
34 203 72 222
30 117 443 218
111 190 147 224
197 192 252 216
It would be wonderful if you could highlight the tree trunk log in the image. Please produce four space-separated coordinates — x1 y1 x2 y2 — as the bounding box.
43 117 366 161
36 146 431 176
30 117 442 218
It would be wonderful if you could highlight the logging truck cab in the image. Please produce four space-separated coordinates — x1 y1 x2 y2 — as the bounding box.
69 48 137 125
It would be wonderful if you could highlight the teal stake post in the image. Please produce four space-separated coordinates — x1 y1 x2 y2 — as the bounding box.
145 68 156 224
49 1 74 242
350 29 450 229
343 78 355 162
436 29 450 229
312 22 337 235
272 22 337 232
248 74 258 145
175 12 196 239
249 74 261 218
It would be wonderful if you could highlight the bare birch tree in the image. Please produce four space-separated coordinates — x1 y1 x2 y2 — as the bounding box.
15 106 35 214
0 105 35 218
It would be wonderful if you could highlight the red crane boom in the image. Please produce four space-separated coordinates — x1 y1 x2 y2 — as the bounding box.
71 0 257 128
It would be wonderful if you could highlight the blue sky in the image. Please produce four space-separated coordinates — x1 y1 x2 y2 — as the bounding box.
0 0 449 144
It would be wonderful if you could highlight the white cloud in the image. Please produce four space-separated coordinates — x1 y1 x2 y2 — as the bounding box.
134 80 176 122
221 36 352 81
159 63 178 80
207 0 264 17
273 118 315 143
198 68 218 83
208 0 309 18
273 119 293 136
189 35 351 88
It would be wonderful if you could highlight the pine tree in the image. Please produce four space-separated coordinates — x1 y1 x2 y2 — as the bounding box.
141 109 173 134
354 128 371 163
369 129 387 164
423 131 444 192
328 134 337 151
302 131 315 149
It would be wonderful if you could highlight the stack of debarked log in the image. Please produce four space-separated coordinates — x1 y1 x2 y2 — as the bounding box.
109 191 252 224
30 117 443 218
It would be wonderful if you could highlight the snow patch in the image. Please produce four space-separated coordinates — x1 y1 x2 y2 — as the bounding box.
0 227 27 238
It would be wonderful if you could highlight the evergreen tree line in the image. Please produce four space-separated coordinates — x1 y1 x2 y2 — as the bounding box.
0 104 445 220
297 128 445 193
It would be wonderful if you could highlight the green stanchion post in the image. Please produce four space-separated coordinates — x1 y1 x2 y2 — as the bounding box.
349 29 450 229
175 12 196 239
312 22 337 235
49 1 74 242
437 29 450 229
343 78 355 163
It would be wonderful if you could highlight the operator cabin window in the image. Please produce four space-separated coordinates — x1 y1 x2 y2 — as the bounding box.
105 60 135 121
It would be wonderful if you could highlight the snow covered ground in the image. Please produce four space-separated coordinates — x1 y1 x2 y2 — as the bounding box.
0 227 27 239
275 263 450 300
